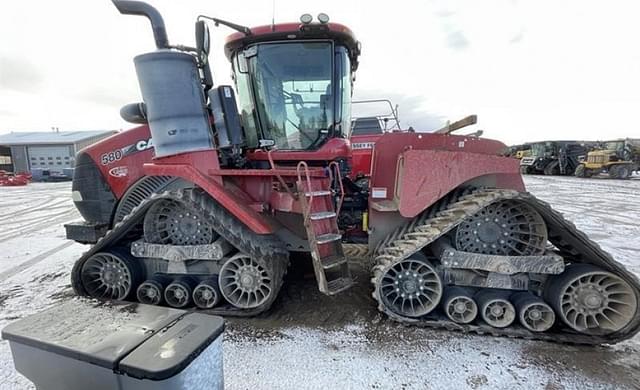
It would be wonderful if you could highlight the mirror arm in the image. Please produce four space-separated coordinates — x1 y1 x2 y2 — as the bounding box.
198 15 252 36
169 44 197 53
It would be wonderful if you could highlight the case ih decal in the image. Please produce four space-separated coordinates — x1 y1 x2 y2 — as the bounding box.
100 138 154 165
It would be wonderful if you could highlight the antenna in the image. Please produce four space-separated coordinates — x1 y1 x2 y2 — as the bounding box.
271 0 276 31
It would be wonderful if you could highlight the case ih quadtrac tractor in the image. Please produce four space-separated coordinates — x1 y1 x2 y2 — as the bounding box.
66 0 640 344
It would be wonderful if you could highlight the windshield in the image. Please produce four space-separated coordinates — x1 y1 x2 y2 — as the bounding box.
530 143 550 156
248 42 334 150
604 141 624 151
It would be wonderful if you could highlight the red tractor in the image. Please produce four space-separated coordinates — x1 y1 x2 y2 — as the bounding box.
66 0 640 344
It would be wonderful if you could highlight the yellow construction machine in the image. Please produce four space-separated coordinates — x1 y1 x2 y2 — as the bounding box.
575 138 639 179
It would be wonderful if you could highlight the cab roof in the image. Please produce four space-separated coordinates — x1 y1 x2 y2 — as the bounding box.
224 22 361 70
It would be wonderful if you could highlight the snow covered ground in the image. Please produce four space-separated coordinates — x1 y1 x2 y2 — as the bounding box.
0 177 639 389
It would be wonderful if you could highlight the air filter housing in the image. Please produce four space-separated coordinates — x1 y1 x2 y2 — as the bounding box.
134 50 213 158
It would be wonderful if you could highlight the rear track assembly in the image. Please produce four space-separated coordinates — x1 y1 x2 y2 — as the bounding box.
371 189 640 344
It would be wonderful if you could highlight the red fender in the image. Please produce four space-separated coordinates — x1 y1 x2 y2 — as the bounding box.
143 150 274 234
368 132 525 218
396 149 524 217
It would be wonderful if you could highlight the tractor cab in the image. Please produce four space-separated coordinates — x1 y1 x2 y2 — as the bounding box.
223 21 360 154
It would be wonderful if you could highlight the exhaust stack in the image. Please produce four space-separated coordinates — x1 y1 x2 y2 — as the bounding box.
112 0 169 48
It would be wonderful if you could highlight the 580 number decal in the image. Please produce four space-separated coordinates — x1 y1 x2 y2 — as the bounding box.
99 137 153 166
100 150 123 165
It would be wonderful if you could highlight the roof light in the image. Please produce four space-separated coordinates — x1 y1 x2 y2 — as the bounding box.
317 13 330 24
300 14 313 24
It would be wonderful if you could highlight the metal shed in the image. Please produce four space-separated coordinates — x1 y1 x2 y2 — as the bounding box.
0 130 117 174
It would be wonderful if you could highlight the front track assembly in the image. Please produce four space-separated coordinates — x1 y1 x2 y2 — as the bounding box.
71 188 289 317
372 189 640 344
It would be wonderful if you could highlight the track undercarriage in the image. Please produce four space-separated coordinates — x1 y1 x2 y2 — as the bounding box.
71 188 289 317
70 187 640 344
371 189 640 345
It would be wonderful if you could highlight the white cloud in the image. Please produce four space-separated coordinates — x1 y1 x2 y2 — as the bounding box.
1 0 639 144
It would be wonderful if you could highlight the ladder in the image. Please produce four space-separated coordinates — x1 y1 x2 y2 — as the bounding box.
296 161 353 295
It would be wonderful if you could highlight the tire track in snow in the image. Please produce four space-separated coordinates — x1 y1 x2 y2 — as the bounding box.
0 241 74 283
0 199 72 223
0 210 78 243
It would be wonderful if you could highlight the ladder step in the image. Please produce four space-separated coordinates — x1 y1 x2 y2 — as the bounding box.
326 277 354 295
321 255 348 269
310 211 337 221
305 190 332 197
316 233 342 245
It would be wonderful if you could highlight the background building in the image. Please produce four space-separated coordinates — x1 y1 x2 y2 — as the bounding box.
0 130 117 173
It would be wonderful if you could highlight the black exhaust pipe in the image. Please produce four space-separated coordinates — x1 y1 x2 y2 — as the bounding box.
111 0 169 49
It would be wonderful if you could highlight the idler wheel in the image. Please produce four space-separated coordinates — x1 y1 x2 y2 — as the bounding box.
545 264 637 335
80 251 141 301
377 255 443 318
219 253 274 309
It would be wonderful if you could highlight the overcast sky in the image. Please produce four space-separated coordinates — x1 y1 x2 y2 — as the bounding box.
1 0 639 145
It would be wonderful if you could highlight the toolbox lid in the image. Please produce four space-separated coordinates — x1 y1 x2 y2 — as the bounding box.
1 299 185 370
119 312 224 380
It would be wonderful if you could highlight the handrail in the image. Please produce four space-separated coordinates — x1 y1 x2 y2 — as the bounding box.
268 148 295 199
296 161 313 224
328 161 345 215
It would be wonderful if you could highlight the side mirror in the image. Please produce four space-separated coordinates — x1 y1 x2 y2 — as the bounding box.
195 20 210 64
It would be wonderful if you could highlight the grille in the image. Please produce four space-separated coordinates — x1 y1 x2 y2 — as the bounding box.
113 175 175 223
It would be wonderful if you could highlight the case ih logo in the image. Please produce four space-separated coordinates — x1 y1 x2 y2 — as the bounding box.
108 166 129 178
100 138 154 166
135 138 154 152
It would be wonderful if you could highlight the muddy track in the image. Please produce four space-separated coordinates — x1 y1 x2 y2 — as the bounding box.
70 188 290 317
371 189 640 345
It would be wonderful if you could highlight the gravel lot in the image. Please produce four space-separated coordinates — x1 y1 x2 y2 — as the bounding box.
0 176 639 389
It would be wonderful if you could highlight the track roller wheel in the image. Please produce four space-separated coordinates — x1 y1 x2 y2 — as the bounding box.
193 278 222 309
545 264 637 335
164 278 195 308
219 253 275 309
476 290 516 328
377 255 443 318
80 250 141 301
136 276 168 305
511 292 555 332
442 287 478 324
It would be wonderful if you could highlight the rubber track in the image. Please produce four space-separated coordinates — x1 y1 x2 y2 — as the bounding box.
371 189 640 345
71 188 289 317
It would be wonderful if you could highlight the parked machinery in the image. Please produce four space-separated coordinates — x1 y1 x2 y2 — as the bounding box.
503 144 532 160
519 141 592 175
64 1 640 345
575 138 640 179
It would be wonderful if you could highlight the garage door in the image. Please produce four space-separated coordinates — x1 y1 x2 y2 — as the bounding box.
28 146 74 172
